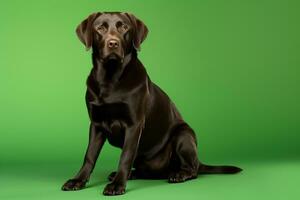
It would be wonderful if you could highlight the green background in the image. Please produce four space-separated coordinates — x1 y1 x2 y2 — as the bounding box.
0 0 299 199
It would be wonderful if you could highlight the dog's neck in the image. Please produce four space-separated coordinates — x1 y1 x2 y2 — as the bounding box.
92 53 133 87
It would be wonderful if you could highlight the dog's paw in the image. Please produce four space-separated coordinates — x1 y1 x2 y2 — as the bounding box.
61 179 86 191
103 182 126 196
168 171 197 183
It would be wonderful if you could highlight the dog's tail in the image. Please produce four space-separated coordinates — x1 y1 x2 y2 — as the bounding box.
198 163 242 174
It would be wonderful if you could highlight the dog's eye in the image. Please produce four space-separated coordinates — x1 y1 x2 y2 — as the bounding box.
117 23 129 32
122 24 128 30
97 25 107 33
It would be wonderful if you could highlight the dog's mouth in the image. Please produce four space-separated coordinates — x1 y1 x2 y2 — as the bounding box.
103 53 124 65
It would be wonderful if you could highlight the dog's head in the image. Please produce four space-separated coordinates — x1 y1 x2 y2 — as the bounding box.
76 12 148 64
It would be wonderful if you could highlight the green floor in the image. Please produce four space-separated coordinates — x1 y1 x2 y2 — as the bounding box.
1 160 299 200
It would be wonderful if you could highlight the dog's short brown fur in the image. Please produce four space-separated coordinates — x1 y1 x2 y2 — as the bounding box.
62 12 242 196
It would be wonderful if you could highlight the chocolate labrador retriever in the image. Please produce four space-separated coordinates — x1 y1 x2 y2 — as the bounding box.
62 12 242 195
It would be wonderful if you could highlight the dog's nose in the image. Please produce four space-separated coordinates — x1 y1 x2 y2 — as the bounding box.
107 39 119 49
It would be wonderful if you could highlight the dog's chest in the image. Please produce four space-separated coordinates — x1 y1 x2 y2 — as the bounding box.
90 102 133 126
90 102 133 147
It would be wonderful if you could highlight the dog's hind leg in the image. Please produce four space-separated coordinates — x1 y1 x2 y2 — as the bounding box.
168 123 199 183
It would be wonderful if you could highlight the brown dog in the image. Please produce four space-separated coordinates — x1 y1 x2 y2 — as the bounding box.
62 12 242 196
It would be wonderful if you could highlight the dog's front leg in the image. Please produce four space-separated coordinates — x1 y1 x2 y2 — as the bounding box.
103 123 143 196
62 124 106 191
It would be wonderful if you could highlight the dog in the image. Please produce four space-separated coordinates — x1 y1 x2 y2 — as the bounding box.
62 12 242 196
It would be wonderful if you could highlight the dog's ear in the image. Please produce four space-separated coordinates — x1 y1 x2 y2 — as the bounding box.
76 12 102 50
124 13 148 51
